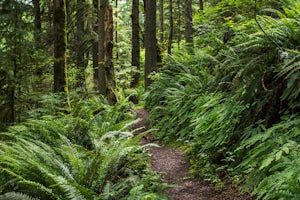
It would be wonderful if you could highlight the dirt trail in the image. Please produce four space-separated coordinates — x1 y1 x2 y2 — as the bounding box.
134 109 251 200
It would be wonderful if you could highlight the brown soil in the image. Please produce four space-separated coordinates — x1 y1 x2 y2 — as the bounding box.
134 109 251 200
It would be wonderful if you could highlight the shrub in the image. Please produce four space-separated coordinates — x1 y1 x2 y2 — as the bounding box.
0 96 167 199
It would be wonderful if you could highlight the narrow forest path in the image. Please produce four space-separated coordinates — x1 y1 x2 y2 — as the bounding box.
134 109 251 200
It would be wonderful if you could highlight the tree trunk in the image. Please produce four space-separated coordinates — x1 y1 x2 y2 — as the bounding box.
98 0 107 95
104 5 116 104
167 0 173 54
115 0 119 60
184 0 193 47
8 40 18 125
53 0 67 93
199 0 204 11
131 0 140 88
159 0 164 44
92 0 99 90
144 0 157 88
32 0 44 78
32 0 42 44
8 84 15 125
177 0 181 48
76 0 86 91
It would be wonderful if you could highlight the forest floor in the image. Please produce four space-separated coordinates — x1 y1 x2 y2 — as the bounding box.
134 109 252 200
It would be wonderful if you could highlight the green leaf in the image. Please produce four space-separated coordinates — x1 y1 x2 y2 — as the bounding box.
275 150 283 161
282 145 290 154
259 156 274 170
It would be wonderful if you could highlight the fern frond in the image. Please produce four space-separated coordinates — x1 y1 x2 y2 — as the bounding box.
0 192 40 200
51 175 87 200
278 54 300 77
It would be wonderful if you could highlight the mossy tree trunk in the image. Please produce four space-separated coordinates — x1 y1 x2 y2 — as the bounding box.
92 0 115 103
104 5 116 104
53 0 67 94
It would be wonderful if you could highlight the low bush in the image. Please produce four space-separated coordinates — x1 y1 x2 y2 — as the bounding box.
0 95 168 199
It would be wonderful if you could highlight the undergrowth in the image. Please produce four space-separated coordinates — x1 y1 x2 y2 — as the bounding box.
146 0 300 198
0 93 169 200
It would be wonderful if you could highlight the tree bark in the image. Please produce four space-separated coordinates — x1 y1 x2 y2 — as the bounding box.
199 0 204 11
98 0 107 95
53 0 67 93
76 0 86 91
92 0 99 90
167 0 173 54
176 0 181 48
159 0 164 44
131 0 140 87
115 0 119 60
104 5 116 104
8 83 15 125
185 0 193 47
32 0 42 44
32 0 43 77
144 0 157 88
8 39 18 125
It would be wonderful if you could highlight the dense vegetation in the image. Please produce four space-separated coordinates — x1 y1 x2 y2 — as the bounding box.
146 0 300 199
0 0 167 199
0 94 171 199
1 0 300 199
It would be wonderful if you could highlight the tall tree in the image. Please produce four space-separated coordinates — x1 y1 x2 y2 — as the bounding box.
176 0 182 48
53 0 67 93
8 2 19 124
199 0 204 11
144 0 157 88
32 0 42 44
115 0 119 60
184 0 193 47
9 33 17 124
104 4 116 104
1 0 40 126
167 0 173 54
32 0 44 78
92 0 99 90
159 0 164 44
131 0 140 87
76 0 86 91
98 0 108 95
92 0 115 102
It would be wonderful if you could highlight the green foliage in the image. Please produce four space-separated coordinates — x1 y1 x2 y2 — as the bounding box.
146 0 300 198
0 192 40 200
0 0 36 128
189 93 245 159
145 51 213 142
0 0 59 130
236 117 300 199
0 96 167 199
